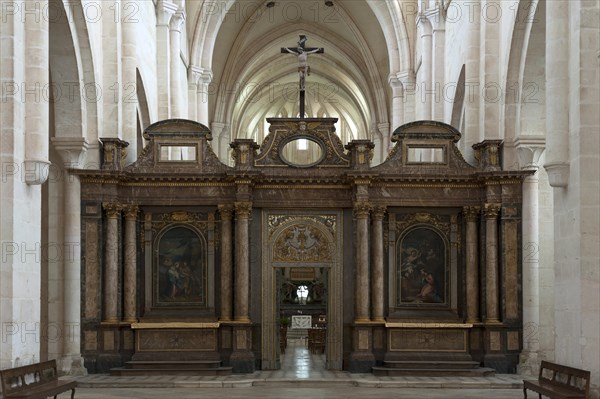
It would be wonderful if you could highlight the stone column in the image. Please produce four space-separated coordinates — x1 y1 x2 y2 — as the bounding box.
399 71 416 124
463 206 480 323
156 0 178 119
484 203 501 324
389 76 404 131
197 69 213 126
543 0 569 187
24 0 50 184
234 202 252 323
516 140 545 373
51 137 88 374
123 205 139 323
416 14 432 120
479 0 501 141
426 6 445 120
371 206 386 323
463 1 480 162
188 66 201 121
103 203 122 323
121 0 138 165
169 8 186 118
211 122 230 162
354 202 371 322
218 205 234 321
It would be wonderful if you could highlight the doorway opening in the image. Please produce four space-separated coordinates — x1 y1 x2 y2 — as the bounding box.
278 268 328 375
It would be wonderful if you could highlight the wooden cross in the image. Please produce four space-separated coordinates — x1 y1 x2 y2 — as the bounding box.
281 35 324 118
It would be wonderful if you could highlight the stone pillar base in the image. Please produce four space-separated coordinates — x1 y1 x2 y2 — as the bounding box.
483 353 519 374
348 351 375 373
59 355 88 376
229 350 255 373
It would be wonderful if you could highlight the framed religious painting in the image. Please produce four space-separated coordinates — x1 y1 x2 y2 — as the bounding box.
388 211 459 312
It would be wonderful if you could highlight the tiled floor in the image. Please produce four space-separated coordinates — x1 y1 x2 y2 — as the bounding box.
66 339 526 398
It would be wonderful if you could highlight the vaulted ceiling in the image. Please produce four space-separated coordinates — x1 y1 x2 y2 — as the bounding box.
186 0 411 147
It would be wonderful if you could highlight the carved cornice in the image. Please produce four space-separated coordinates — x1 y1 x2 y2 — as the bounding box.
462 206 480 222
218 204 234 221
483 203 501 219
396 212 450 236
103 202 123 218
234 202 252 218
353 201 372 219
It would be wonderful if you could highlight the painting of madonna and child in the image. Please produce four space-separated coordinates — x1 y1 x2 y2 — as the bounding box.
155 227 206 307
397 227 447 306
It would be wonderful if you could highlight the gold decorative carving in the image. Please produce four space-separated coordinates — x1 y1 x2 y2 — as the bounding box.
395 213 450 236
273 224 333 262
371 206 387 220
463 206 480 222
484 203 502 219
385 322 473 328
123 205 139 220
218 204 234 221
267 215 336 239
353 201 371 219
102 202 122 218
131 322 220 329
234 201 252 218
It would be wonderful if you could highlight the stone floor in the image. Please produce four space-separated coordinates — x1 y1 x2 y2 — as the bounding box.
64 339 527 398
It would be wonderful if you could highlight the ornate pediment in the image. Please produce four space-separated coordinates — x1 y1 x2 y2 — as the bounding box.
272 223 333 263
254 118 350 168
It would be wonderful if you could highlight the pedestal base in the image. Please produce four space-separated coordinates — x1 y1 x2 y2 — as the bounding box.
348 351 375 373
59 355 88 376
483 353 519 373
229 350 255 373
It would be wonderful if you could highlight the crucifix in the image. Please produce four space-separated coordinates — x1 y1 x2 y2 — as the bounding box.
281 35 324 118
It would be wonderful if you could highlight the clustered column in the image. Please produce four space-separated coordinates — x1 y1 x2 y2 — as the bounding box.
354 202 371 322
463 206 480 323
484 203 501 324
234 202 252 323
102 203 122 323
371 206 386 323
218 205 234 321
123 205 139 323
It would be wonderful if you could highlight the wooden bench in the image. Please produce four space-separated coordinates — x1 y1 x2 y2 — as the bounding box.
0 360 77 399
523 360 590 399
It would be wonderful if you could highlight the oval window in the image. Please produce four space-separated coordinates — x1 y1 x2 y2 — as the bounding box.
280 138 324 167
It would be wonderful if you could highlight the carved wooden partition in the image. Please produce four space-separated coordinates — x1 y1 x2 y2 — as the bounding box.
76 118 530 374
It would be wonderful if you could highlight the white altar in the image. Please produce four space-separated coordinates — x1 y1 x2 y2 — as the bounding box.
291 315 312 329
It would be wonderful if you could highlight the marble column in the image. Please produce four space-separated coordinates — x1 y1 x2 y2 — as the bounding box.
484 203 501 324
123 205 139 323
51 137 88 374
103 203 122 323
371 206 386 323
218 205 234 321
354 202 371 322
169 8 186 118
234 202 252 323
463 206 480 323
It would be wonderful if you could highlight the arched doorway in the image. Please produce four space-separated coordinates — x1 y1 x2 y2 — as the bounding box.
261 211 344 370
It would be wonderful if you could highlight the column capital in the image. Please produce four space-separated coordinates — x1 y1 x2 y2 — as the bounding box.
483 203 501 219
103 202 123 218
371 205 387 220
463 206 481 222
169 8 185 32
123 204 139 220
157 0 178 26
218 204 234 220
189 65 213 86
353 201 372 219
234 202 252 218
514 136 546 171
424 6 445 32
51 137 89 167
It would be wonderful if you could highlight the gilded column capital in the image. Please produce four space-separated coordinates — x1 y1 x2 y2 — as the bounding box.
234 201 253 219
463 206 481 222
371 205 387 221
103 202 123 218
483 203 501 219
353 201 372 219
123 205 139 220
218 204 234 221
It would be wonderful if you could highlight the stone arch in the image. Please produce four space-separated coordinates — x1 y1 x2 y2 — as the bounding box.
450 64 466 132
261 212 344 371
